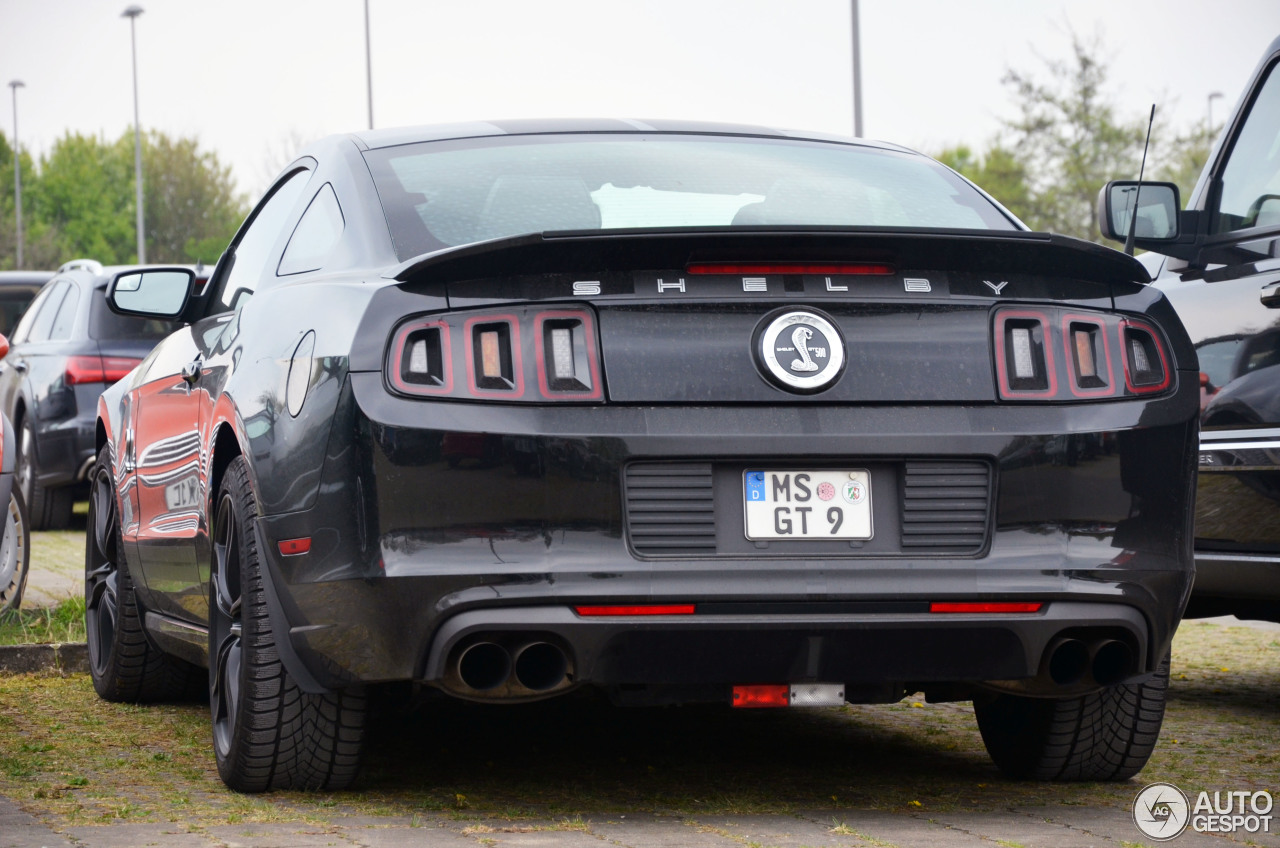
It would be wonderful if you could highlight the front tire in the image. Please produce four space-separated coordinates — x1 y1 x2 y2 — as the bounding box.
85 445 198 702
209 456 366 792
974 654 1170 781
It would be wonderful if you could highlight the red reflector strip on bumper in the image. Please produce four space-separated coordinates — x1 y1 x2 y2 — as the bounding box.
929 602 1043 614
732 684 790 708
731 684 845 708
278 538 311 556
574 604 695 617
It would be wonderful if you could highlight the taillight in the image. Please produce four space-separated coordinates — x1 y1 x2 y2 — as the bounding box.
993 306 1171 402
535 310 602 400
387 306 604 403
994 310 1056 398
66 355 142 385
391 319 451 395
465 315 522 396
1120 318 1172 393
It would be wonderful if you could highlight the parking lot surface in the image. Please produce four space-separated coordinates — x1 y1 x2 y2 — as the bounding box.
1 619 1277 848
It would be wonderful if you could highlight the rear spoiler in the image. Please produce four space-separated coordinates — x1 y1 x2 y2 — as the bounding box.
386 227 1151 290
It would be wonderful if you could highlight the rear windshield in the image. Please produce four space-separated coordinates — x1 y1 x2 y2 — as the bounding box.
364 134 1018 261
0 287 39 336
90 290 182 341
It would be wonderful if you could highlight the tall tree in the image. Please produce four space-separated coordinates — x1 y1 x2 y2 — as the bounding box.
142 131 246 265
998 32 1148 241
28 131 137 264
0 129 246 269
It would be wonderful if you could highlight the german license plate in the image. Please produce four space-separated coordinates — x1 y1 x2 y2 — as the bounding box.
743 469 872 540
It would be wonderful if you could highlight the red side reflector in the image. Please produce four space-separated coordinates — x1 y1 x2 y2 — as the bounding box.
732 684 790 708
278 537 312 556
685 263 894 276
930 602 1043 614
574 604 695 617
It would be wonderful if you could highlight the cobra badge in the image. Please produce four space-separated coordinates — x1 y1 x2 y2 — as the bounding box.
755 309 846 393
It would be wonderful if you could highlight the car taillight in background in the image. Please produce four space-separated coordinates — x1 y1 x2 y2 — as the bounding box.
65 355 143 386
389 306 602 402
993 306 1172 402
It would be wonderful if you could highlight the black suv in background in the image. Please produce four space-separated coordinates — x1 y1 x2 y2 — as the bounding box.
1100 34 1280 622
0 260 190 528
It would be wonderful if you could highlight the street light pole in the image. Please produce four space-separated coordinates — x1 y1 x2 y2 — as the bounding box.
850 0 863 137
7 80 24 270
122 5 146 264
364 0 373 130
1208 91 1224 132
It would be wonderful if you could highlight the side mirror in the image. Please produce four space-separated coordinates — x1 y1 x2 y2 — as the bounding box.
0 334 8 360
1098 181 1181 242
107 267 196 319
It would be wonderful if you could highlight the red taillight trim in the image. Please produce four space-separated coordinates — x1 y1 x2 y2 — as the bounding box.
533 309 603 400
1119 318 1173 394
388 318 453 396
64 355 106 385
686 262 894 276
101 356 143 383
732 684 790 708
574 604 695 617
1060 314 1116 398
278 537 311 556
993 310 1057 400
930 602 1044 614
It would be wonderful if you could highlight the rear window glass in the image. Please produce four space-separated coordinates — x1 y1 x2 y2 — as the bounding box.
0 288 39 336
90 290 182 341
365 134 1017 261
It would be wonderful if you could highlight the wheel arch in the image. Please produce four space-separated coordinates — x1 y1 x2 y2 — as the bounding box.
207 422 244 523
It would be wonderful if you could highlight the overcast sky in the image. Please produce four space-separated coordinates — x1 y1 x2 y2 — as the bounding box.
2 0 1277 201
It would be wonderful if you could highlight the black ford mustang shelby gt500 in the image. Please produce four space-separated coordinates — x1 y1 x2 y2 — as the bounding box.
87 120 1198 792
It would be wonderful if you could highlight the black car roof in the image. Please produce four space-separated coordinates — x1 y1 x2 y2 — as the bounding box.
348 118 916 155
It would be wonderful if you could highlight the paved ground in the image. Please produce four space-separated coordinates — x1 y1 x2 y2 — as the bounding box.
8 524 1278 847
3 798 1277 848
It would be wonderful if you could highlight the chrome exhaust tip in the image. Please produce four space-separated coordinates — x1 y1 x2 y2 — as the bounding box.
456 642 512 691
513 642 569 692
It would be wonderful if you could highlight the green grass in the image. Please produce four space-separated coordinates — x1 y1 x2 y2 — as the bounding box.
0 596 86 646
0 621 1274 829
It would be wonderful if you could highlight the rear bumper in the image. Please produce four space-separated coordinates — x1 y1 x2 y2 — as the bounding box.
423 600 1148 688
254 374 1197 694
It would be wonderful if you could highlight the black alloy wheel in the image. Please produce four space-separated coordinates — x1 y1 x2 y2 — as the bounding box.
84 445 196 702
209 485 243 763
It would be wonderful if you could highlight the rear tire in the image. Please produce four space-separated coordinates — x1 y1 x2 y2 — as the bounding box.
17 416 73 531
209 456 366 792
85 445 198 702
0 488 30 612
974 653 1170 781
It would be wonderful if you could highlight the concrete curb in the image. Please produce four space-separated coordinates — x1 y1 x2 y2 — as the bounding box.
0 642 89 674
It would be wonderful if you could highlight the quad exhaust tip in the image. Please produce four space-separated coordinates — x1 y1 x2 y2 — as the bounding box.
451 638 571 697
1041 634 1137 689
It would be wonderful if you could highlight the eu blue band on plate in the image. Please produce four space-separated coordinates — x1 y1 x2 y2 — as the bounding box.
745 471 766 502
